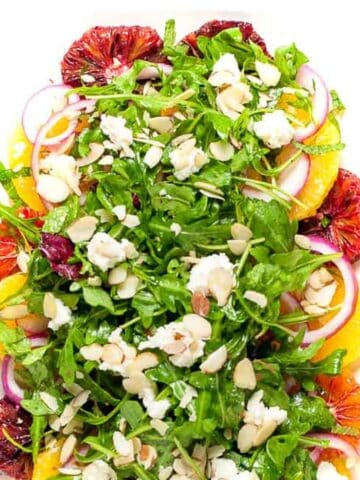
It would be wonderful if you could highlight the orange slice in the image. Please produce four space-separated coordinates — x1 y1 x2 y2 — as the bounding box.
290 118 341 220
0 272 27 306
12 176 46 213
32 441 63 480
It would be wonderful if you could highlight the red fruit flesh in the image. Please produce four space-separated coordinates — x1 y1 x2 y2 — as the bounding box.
300 169 360 263
61 26 164 87
182 20 269 56
0 236 18 280
0 399 32 479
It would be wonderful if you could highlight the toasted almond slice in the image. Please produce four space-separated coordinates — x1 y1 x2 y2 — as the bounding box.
227 239 247 255
0 304 29 320
191 291 210 316
66 216 98 243
209 140 234 162
301 302 327 316
200 346 227 374
159 466 173 480
112 205 126 221
59 404 76 427
77 142 105 167
199 189 225 201
58 468 82 476
172 134 194 146
132 437 142 454
294 234 311 250
231 223 252 241
244 290 268 308
207 444 225 459
123 374 153 394
62 418 83 435
150 419 169 436
148 116 173 134
233 358 257 390
122 214 140 228
101 344 124 365
80 343 103 362
71 390 90 408
237 423 257 453
319 267 334 285
108 265 128 285
116 274 140 299
43 292 57 319
163 340 187 355
138 444 158 470
193 181 224 196
182 314 212 339
144 145 163 168
39 392 59 412
113 431 132 456
127 352 159 376
253 420 277 446
60 434 77 465
208 268 234 306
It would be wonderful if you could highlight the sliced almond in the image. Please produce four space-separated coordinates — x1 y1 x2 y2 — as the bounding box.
138 444 158 470
193 181 224 197
122 214 140 228
127 352 159 376
80 343 103 362
116 274 140 299
173 458 193 476
0 304 29 320
163 340 187 355
150 419 169 436
305 282 337 308
301 302 327 316
101 344 124 365
227 239 247 255
88 276 102 287
209 140 234 162
112 205 126 221
132 437 142 454
237 423 257 453
66 216 98 243
199 189 225 201
49 415 61 432
71 390 90 408
231 223 252 241
172 134 193 146
191 291 210 316
16 251 30 273
182 314 212 339
77 142 105 167
123 374 153 394
144 145 163 168
148 116 173 134
62 418 83 435
294 234 311 250
40 392 59 412
159 466 173 480
208 268 234 306
43 292 57 319
200 346 227 374
253 420 277 446
113 431 132 456
319 267 334 285
233 358 257 390
58 468 82 476
108 265 128 285
207 445 225 460
59 404 76 427
244 290 268 308
60 434 77 465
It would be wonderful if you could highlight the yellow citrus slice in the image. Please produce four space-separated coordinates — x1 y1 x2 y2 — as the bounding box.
32 441 63 480
12 176 46 213
290 118 341 220
8 125 33 169
0 272 27 306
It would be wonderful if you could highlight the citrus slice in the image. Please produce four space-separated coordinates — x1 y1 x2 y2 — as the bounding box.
0 272 27 306
32 441 63 480
290 118 341 220
12 176 46 213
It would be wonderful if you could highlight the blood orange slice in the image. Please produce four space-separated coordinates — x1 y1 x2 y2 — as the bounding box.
181 20 269 56
0 237 19 280
61 26 163 87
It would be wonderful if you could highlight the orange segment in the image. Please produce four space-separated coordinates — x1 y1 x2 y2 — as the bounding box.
277 93 311 127
290 118 341 220
0 273 27 306
32 441 63 480
12 176 46 213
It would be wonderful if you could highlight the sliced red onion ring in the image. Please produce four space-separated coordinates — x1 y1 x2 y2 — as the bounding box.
1 355 24 404
28 333 49 348
48 133 76 155
17 314 49 334
294 65 330 141
22 84 80 143
277 152 310 196
31 99 95 184
281 292 301 313
309 433 359 480
302 235 358 345
242 186 271 202
137 63 173 80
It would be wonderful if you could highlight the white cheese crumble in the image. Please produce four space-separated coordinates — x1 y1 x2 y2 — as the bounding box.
316 462 347 480
187 253 235 295
209 53 241 86
170 222 182 236
255 61 281 87
211 458 259 480
100 114 134 158
252 110 294 149
140 388 171 420
243 390 287 427
87 232 137 272
16 250 30 273
82 460 117 480
169 138 208 181
46 297 72 331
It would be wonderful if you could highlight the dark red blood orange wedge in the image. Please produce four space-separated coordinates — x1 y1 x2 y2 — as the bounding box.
0 399 32 479
181 20 269 56
300 169 360 263
0 236 19 280
61 26 164 86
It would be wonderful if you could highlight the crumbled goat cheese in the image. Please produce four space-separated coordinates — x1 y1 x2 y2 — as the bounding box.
244 390 287 427
82 460 117 480
140 388 171 420
209 53 241 86
40 153 81 195
211 458 259 480
100 114 134 158
169 138 208 180
253 110 294 149
87 232 137 271
46 298 72 331
255 61 281 87
187 253 235 295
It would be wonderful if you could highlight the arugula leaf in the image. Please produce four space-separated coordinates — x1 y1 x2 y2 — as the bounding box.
59 336 77 385
83 287 114 311
120 400 145 429
293 141 345 155
274 43 308 81
29 415 47 462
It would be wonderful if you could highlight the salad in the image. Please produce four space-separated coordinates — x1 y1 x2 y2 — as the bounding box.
0 18 360 480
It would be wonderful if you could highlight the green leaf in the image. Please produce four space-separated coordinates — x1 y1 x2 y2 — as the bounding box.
293 141 345 155
274 43 308 81
0 322 30 357
59 336 77 385
83 287 114 311
29 415 47 462
22 343 52 366
266 434 298 471
330 90 346 113
120 401 145 429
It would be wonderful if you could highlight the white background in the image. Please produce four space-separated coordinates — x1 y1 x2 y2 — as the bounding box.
0 0 358 172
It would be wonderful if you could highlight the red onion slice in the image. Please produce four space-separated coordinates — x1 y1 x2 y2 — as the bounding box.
1 355 24 404
277 152 310 196
303 235 358 345
242 186 271 202
280 292 301 314
294 65 330 141
22 84 80 143
28 333 49 348
137 63 173 80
